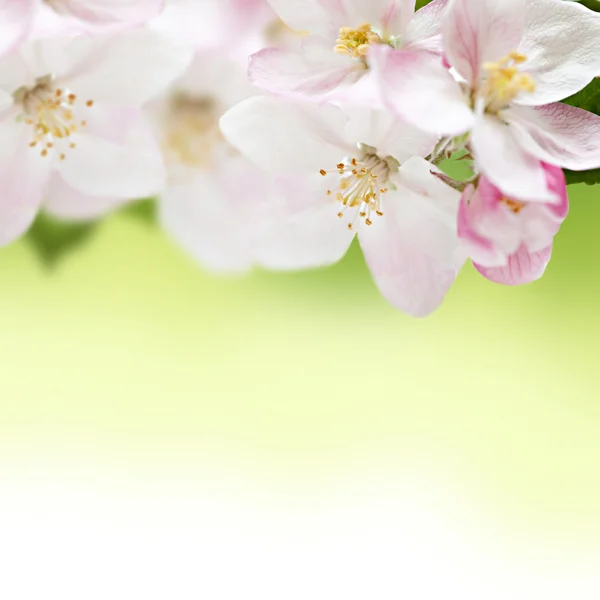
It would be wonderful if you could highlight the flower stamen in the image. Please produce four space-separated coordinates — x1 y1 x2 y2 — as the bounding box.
320 151 395 230
334 23 383 59
15 75 93 161
481 51 535 112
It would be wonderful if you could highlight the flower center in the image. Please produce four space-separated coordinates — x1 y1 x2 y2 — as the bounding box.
481 51 535 112
501 197 526 214
164 93 223 168
320 149 396 230
15 75 93 161
334 23 383 60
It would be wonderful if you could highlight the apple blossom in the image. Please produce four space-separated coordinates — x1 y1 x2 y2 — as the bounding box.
458 164 568 285
372 0 600 202
0 29 190 244
249 0 448 104
153 51 276 274
220 96 466 316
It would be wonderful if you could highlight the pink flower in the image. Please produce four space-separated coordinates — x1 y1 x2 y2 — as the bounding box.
458 164 568 285
221 97 466 316
0 30 190 244
248 0 448 104
373 0 600 201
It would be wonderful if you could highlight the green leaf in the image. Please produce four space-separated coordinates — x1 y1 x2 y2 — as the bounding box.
574 0 600 11
25 212 99 268
561 78 600 185
121 197 157 226
415 0 433 8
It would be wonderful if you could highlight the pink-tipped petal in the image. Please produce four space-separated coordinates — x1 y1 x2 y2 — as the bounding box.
517 0 600 106
442 0 525 86
474 244 553 286
248 43 361 100
507 103 600 172
470 115 555 202
369 44 474 136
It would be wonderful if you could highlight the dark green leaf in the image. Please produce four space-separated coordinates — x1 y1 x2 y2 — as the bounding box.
574 0 600 11
25 212 99 268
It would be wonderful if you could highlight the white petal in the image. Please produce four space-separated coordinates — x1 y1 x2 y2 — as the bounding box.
256 174 354 270
0 0 35 58
0 116 51 246
507 103 600 171
160 162 266 275
443 0 525 85
266 0 335 36
517 0 600 106
44 173 128 221
404 0 447 51
470 115 555 202
57 106 166 198
53 0 163 25
220 96 353 174
61 29 192 107
344 108 437 162
358 158 464 317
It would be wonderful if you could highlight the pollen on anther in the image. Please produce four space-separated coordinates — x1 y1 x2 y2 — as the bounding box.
60 154 66 161
320 169 327 176
40 149 48 157
86 100 94 107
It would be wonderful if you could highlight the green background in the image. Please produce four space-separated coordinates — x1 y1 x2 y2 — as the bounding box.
0 180 599 538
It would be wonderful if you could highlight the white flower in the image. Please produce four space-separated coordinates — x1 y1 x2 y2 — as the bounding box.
221 97 466 316
0 29 191 243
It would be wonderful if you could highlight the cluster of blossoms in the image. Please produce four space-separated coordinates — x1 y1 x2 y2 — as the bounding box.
2 0 600 316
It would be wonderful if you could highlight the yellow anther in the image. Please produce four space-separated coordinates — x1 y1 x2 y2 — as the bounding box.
482 51 535 110
334 23 383 59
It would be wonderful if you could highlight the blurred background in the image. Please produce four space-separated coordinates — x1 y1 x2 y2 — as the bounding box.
0 177 599 598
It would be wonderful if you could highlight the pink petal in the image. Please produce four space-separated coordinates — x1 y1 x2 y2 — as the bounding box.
457 185 507 268
470 115 555 202
248 42 362 100
0 0 35 57
442 0 525 86
44 174 128 221
369 44 474 136
517 0 600 106
507 103 600 172
474 244 553 286
0 116 51 246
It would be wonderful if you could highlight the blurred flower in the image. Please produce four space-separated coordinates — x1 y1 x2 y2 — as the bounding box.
154 52 275 274
4 0 164 49
458 165 568 285
373 0 600 202
249 0 448 104
0 30 190 244
221 97 465 316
